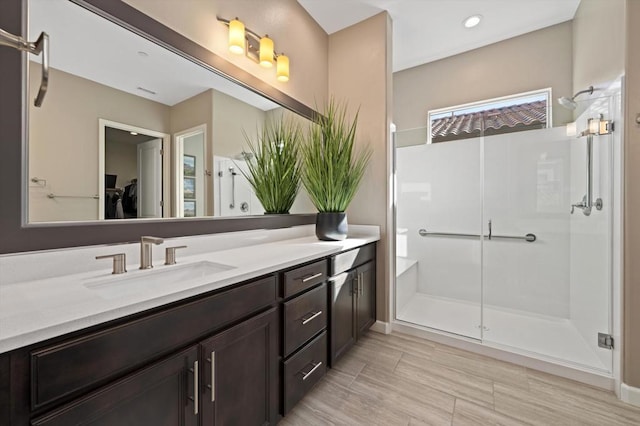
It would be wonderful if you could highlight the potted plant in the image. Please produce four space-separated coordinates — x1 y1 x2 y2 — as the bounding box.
301 99 372 240
241 116 302 214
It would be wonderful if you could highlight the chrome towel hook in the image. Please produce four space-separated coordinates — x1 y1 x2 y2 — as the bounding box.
0 28 49 106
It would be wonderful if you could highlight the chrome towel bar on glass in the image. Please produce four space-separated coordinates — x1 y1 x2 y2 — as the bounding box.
47 193 100 200
418 229 536 243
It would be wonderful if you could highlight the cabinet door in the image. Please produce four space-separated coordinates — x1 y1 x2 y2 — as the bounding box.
356 261 376 339
200 308 278 426
329 271 356 366
31 346 199 426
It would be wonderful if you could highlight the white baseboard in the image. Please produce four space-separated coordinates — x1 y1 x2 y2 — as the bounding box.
621 383 640 407
370 320 392 334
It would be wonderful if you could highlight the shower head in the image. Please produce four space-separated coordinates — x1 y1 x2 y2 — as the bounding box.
557 86 595 110
558 96 577 110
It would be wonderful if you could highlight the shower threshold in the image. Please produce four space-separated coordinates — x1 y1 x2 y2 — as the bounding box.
397 293 609 373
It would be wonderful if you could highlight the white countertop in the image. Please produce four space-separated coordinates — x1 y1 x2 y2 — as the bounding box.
0 225 379 353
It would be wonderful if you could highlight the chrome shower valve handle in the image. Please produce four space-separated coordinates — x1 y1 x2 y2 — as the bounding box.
571 195 589 215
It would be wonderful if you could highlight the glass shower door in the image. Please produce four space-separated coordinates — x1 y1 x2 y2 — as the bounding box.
395 130 482 339
481 95 614 372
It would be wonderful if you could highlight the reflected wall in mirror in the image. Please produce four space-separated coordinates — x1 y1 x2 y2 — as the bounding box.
27 0 314 223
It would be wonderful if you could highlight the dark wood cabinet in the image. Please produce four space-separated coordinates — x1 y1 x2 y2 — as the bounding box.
329 271 356 365
200 308 278 425
355 261 376 339
29 276 277 411
29 308 279 426
282 331 327 413
0 242 377 425
328 244 376 366
279 261 329 416
32 346 199 426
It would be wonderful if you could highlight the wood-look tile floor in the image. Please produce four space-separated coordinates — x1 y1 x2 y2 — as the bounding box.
279 331 640 426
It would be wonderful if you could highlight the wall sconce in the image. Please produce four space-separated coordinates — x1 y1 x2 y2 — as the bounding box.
218 17 289 82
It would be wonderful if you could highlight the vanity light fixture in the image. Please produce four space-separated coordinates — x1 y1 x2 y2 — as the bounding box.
277 54 289 82
463 14 482 28
228 18 245 54
218 17 289 82
130 131 138 136
259 35 274 68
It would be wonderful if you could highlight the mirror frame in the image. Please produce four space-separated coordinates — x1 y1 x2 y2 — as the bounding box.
0 0 318 254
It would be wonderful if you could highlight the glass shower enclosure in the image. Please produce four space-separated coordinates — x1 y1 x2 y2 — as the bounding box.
394 92 617 374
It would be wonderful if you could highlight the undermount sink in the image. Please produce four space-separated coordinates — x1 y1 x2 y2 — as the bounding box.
84 261 235 299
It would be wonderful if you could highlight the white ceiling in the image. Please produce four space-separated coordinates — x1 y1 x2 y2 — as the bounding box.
29 0 279 109
298 0 581 72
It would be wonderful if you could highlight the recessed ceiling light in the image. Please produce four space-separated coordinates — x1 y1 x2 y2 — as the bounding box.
130 131 138 135
463 14 482 28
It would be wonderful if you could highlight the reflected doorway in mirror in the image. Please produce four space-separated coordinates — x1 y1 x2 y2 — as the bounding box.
174 125 208 217
98 119 170 220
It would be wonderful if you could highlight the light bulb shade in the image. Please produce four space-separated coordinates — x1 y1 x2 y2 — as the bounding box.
259 36 274 68
276 54 289 82
228 19 245 55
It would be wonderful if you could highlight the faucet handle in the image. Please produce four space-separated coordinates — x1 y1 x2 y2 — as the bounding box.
141 236 164 244
96 253 127 274
165 245 187 265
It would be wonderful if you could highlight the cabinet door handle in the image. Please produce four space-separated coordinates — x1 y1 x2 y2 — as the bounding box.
359 273 364 297
188 360 199 415
301 310 323 325
210 351 216 402
301 272 323 283
300 361 323 381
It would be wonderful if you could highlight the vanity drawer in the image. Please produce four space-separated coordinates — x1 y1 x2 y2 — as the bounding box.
330 243 376 276
282 259 327 298
283 331 327 414
283 283 327 356
30 275 277 410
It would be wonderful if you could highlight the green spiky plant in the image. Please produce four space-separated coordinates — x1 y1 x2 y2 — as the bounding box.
301 99 372 212
240 117 302 214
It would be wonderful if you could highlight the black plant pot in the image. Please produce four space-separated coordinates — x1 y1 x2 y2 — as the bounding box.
316 212 348 241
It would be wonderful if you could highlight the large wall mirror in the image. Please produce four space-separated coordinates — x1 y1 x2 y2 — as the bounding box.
27 0 315 224
0 0 317 253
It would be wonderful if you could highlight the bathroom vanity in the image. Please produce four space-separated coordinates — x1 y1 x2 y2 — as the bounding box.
0 226 378 425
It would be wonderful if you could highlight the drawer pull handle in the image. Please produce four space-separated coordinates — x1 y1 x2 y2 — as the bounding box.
188 361 199 415
301 272 323 283
300 361 323 381
301 310 323 325
211 351 216 402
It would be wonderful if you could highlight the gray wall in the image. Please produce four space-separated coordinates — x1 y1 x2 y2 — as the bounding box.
122 0 328 110
394 22 574 134
329 12 393 322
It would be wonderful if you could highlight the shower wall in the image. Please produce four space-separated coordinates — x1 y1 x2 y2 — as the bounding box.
568 88 620 368
213 156 265 217
483 127 571 317
396 126 573 318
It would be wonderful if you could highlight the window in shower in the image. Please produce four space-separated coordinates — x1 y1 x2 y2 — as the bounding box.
427 88 551 144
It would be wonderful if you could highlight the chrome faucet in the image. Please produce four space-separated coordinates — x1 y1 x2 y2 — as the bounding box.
140 236 164 269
